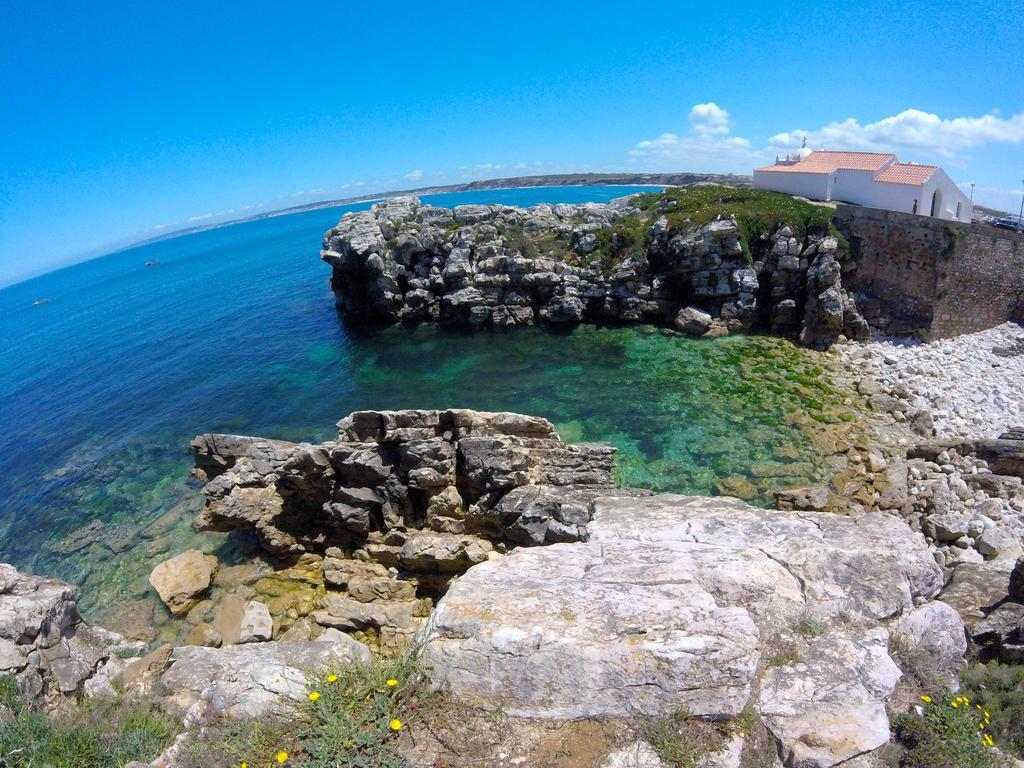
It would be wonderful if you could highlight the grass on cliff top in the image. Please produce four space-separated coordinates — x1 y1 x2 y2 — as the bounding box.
0 676 179 768
636 185 846 261
497 184 845 272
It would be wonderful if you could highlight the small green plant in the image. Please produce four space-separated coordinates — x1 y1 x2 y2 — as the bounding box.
0 676 178 768
796 615 825 637
891 691 998 768
638 710 726 768
961 661 1024 758
586 215 650 275
181 717 301 768
941 222 965 261
299 654 421 768
766 641 802 667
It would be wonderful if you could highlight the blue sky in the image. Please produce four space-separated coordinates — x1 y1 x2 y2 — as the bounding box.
1 0 1022 286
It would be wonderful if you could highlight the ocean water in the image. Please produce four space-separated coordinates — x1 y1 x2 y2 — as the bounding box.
0 186 855 636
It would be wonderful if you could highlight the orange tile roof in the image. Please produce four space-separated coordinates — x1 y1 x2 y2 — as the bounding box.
874 162 937 186
756 150 896 174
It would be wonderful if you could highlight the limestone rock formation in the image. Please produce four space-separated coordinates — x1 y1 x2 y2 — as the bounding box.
148 549 218 615
320 194 868 347
158 638 371 719
0 563 143 708
189 409 615 648
420 493 949 766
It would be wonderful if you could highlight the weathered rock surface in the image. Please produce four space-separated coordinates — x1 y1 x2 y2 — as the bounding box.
0 563 142 708
758 629 900 767
189 409 615 648
600 741 664 768
890 601 968 680
970 602 1024 661
148 549 218 615
158 638 371 719
0 563 79 648
320 194 868 347
421 493 949 766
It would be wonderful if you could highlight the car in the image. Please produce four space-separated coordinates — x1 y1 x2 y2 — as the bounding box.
993 217 1024 232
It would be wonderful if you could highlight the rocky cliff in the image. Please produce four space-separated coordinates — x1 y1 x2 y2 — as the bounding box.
320 188 870 348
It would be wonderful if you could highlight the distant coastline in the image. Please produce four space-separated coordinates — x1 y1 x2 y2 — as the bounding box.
117 171 752 252
1 172 750 290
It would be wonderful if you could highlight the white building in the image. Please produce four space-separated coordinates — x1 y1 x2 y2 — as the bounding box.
753 141 972 222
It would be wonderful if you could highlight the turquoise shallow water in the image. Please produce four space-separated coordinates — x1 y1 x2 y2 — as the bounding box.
0 186 853 634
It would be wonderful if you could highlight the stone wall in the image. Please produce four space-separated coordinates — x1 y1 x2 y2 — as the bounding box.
835 205 1024 339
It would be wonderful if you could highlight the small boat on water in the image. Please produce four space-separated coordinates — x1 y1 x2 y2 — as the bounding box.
33 298 49 306
145 258 161 267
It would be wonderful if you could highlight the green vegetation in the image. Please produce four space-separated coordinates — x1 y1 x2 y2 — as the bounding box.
0 676 179 768
891 691 998 768
467 185 847 273
649 185 846 261
961 661 1024 758
796 615 826 637
184 654 424 768
941 222 965 261
766 641 802 667
638 710 728 768
586 214 650 275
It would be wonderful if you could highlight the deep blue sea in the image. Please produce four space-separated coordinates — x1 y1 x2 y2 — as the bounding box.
0 186 849 638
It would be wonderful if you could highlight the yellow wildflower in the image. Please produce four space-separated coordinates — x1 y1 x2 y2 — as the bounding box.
920 695 932 703
984 734 994 747
242 763 248 768
326 674 338 683
951 701 958 708
389 718 403 731
309 691 320 702
276 751 289 764
386 678 399 687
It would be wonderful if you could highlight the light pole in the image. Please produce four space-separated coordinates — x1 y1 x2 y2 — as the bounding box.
1019 179 1024 228
969 182 975 203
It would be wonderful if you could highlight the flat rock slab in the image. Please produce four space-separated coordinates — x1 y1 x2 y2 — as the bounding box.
423 538 794 719
159 638 371 719
422 492 943 763
588 493 943 620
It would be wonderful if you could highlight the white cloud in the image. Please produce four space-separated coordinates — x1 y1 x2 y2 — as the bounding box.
770 109 1024 158
689 102 731 135
630 103 764 172
187 212 214 223
404 169 423 181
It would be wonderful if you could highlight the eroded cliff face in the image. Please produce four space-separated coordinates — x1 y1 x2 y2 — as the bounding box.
319 191 870 348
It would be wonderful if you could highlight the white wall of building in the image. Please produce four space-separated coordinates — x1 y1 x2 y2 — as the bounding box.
924 168 973 222
756 164 973 223
752 170 829 200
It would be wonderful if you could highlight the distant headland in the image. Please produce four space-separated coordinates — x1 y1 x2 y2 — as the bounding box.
123 172 751 251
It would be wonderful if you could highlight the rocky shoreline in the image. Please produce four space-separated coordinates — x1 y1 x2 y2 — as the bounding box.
6 404 1023 767
832 322 1024 441
5 189 1024 766
320 189 869 348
